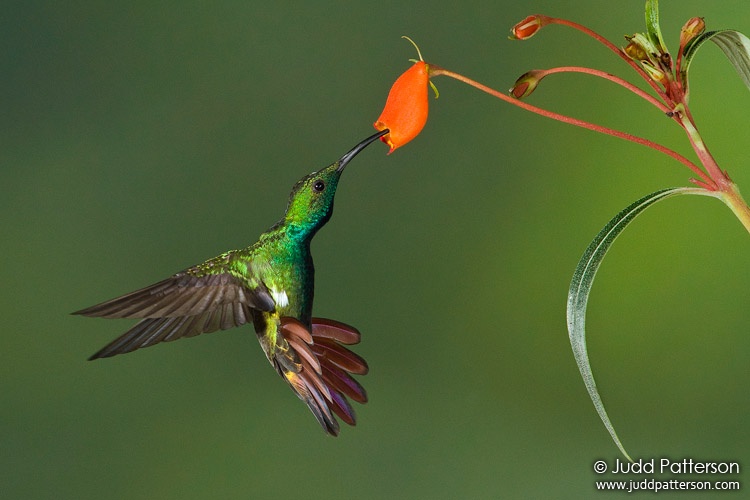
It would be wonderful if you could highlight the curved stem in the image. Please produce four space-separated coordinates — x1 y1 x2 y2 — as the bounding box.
541 16 671 104
539 67 672 114
429 66 715 188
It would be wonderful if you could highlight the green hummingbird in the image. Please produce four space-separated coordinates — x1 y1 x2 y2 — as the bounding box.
73 129 388 436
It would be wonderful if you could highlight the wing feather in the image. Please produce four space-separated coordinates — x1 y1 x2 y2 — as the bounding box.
74 270 274 320
87 302 255 359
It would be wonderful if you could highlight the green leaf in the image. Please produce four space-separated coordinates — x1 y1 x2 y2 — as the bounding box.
644 0 668 55
566 187 715 460
682 29 750 93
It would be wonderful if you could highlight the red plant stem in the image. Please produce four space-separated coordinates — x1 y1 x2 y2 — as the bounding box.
541 16 672 105
676 108 729 189
674 111 750 234
429 66 715 188
538 67 673 115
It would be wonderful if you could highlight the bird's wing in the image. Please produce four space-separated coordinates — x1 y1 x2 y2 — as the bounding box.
84 302 257 359
75 255 276 359
275 317 369 436
73 270 274 319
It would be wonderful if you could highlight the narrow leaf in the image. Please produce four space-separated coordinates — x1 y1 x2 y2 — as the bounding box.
710 31 750 89
682 29 750 93
645 0 668 55
567 187 714 460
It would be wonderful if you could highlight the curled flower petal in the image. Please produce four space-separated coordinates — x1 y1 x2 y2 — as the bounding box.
374 61 430 153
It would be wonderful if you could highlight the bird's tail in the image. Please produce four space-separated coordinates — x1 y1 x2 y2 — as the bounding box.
278 317 368 436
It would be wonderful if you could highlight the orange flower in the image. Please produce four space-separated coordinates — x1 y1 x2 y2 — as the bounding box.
374 37 435 153
373 62 430 153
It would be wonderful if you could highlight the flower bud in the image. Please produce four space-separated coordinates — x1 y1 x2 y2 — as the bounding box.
509 70 544 99
510 15 546 40
680 17 705 48
624 33 657 62
624 40 648 61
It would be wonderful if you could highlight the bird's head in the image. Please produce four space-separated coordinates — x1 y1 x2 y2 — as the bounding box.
284 129 388 233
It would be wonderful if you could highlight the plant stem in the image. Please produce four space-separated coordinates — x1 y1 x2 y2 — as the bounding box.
538 66 672 114
428 66 714 187
673 107 750 233
719 184 750 235
541 16 671 104
675 107 728 189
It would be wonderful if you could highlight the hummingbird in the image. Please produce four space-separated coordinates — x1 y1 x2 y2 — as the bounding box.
73 129 388 436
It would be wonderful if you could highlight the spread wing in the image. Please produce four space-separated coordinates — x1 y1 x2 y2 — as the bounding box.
75 261 275 359
73 271 274 319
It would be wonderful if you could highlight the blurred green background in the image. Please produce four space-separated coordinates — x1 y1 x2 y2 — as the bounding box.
3 1 749 498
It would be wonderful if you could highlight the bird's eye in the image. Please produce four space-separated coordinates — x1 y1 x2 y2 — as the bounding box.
313 180 325 192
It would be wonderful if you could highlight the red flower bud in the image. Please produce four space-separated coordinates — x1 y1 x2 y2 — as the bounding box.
510 15 547 40
679 17 705 49
374 60 431 153
509 70 544 99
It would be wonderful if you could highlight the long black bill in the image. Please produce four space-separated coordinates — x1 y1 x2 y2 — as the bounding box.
336 129 389 172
